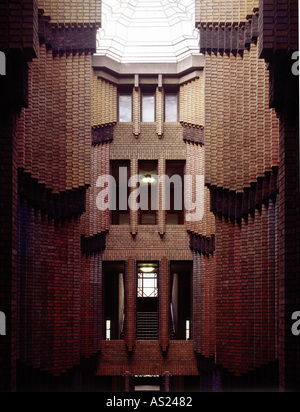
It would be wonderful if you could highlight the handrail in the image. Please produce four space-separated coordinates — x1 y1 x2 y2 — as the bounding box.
121 312 125 337
170 303 176 335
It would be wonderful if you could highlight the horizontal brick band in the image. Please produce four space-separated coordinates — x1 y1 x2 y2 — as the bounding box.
183 125 205 145
92 126 114 145
81 234 106 255
209 171 278 218
18 170 86 219
39 17 98 54
190 234 215 255
198 15 259 54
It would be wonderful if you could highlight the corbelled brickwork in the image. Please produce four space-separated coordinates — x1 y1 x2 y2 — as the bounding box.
0 0 298 392
196 0 280 378
1 0 102 390
97 341 198 376
196 0 299 391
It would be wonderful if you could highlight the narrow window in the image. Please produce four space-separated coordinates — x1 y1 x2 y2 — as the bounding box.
186 320 191 340
111 161 130 225
119 93 132 122
166 161 185 225
106 319 111 341
165 93 178 122
142 94 155 122
139 160 158 225
138 271 158 298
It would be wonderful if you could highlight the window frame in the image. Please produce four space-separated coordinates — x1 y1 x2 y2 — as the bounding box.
118 92 133 123
138 160 158 226
111 160 130 226
141 92 156 123
164 92 179 123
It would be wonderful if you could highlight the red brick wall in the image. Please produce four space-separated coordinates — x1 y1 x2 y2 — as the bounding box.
97 341 198 376
159 257 170 352
125 258 136 352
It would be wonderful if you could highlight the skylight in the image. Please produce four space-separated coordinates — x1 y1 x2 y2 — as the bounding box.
96 0 200 63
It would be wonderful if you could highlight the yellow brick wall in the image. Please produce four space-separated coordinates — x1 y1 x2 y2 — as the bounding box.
196 0 259 25
38 0 101 27
92 75 117 128
179 75 204 127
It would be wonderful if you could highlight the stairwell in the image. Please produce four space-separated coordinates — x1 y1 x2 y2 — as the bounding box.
137 312 158 341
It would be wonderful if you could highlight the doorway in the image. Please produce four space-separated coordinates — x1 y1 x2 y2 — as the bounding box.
137 263 158 340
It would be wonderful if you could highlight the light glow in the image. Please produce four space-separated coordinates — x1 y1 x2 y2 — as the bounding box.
97 0 200 63
140 267 156 273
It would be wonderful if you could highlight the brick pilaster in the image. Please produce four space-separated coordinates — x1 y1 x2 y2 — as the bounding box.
159 257 170 352
125 258 136 352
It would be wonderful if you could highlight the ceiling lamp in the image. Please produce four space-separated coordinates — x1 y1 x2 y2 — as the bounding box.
140 267 156 273
142 175 156 184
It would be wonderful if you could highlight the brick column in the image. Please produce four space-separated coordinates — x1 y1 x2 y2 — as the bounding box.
156 86 164 138
193 252 201 354
130 157 138 237
125 257 136 352
159 257 170 352
158 157 166 237
123 371 133 392
162 371 171 392
133 83 140 138
0 109 18 392
277 108 300 392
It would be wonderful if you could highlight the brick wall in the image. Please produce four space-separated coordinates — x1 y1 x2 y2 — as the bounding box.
0 0 102 391
197 2 281 378
97 341 198 376
258 0 299 392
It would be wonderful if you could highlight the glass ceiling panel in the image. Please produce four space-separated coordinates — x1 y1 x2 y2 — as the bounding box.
96 0 200 63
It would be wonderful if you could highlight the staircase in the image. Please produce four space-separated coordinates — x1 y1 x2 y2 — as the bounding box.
170 317 176 340
137 312 158 341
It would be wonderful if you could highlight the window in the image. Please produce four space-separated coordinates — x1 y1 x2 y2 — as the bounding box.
111 161 130 225
106 320 111 341
165 94 178 122
142 94 155 122
139 160 158 225
138 266 158 298
119 94 132 122
166 161 185 225
186 320 191 341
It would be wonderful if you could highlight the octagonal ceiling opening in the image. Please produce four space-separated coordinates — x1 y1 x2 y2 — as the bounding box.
96 0 200 63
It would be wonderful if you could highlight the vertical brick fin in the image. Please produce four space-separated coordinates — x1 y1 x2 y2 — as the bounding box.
125 258 136 352
0 109 18 391
193 252 200 353
130 158 138 237
80 252 103 358
204 43 278 193
82 144 105 238
158 157 166 237
92 75 117 128
17 201 82 376
23 0 39 59
159 257 170 352
133 88 140 138
179 77 204 128
156 87 164 138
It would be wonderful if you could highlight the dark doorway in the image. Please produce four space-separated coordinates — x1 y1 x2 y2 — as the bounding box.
103 262 125 341
170 261 193 340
